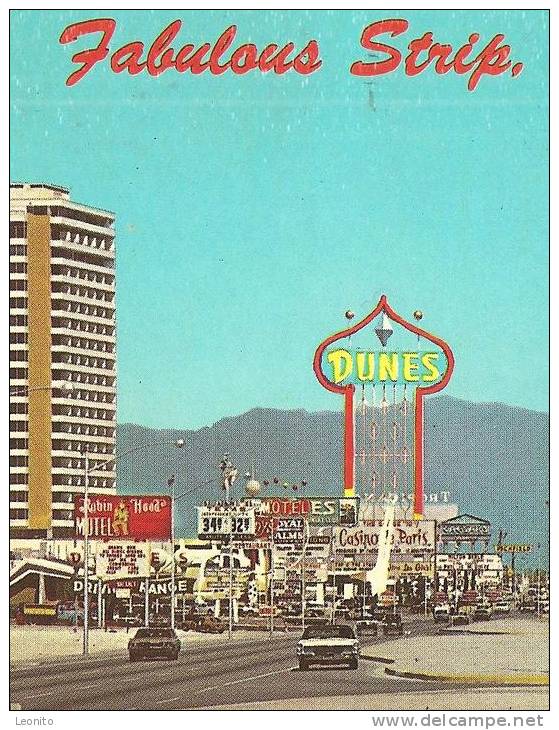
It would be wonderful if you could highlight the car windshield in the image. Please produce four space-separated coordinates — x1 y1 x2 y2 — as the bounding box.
301 625 355 640
134 629 174 638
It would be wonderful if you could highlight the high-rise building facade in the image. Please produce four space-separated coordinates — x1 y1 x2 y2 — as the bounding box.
10 183 117 539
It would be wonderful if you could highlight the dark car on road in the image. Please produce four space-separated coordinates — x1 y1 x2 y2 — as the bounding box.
382 613 404 636
356 607 385 635
128 627 181 661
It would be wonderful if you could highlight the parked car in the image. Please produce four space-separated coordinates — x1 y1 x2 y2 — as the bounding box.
382 613 404 636
128 627 181 661
356 611 382 635
198 615 226 633
449 612 471 627
473 603 493 621
493 600 511 615
433 604 450 623
305 602 327 619
333 599 352 620
296 623 360 670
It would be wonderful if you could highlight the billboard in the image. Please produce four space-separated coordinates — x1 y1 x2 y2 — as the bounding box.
273 517 305 545
496 544 533 554
439 515 491 541
333 519 435 554
254 514 273 541
95 542 151 580
197 506 256 539
74 495 171 540
257 497 358 525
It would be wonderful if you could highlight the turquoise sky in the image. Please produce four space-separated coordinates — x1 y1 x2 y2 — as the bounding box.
10 9 549 428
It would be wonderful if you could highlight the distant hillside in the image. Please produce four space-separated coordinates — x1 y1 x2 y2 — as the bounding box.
116 396 549 555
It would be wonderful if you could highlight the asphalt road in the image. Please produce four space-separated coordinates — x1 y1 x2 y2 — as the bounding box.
7 618 486 711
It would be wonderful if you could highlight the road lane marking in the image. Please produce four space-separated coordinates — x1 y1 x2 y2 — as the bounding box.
154 696 181 705
195 667 298 695
23 682 99 701
17 691 54 700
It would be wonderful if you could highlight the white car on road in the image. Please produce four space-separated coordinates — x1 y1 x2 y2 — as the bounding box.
296 624 360 670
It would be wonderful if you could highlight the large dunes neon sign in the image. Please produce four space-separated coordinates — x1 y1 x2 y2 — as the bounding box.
313 295 454 518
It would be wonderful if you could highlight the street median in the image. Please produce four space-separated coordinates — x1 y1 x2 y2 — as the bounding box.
383 666 549 686
360 616 549 688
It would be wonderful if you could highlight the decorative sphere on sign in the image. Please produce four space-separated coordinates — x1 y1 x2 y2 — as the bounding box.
245 479 261 497
413 310 423 320
345 310 355 320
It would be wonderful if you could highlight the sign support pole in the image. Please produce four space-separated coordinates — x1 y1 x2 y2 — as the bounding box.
228 540 233 640
537 549 541 618
301 556 306 632
73 567 79 633
270 546 274 638
144 577 149 627
331 571 336 625
301 520 309 631
83 451 90 656
97 578 102 628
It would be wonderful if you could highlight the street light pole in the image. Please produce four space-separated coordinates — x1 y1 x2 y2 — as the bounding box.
9 380 74 397
171 474 176 629
172 439 185 630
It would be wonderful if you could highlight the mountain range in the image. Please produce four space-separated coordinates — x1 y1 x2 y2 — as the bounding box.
116 396 549 558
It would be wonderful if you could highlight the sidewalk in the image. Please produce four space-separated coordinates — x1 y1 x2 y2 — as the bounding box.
204 688 549 711
361 617 549 686
9 625 267 666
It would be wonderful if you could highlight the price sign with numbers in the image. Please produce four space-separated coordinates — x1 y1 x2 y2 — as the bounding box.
197 507 255 539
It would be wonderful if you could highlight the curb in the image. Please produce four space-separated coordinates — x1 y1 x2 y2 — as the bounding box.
384 667 549 686
360 653 395 664
438 628 519 636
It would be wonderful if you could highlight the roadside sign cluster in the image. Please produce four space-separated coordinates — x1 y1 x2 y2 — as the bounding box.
196 497 360 543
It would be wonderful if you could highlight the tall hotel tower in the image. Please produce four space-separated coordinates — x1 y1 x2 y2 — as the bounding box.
10 184 117 540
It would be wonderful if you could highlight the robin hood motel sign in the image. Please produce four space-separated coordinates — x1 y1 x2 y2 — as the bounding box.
313 295 454 518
